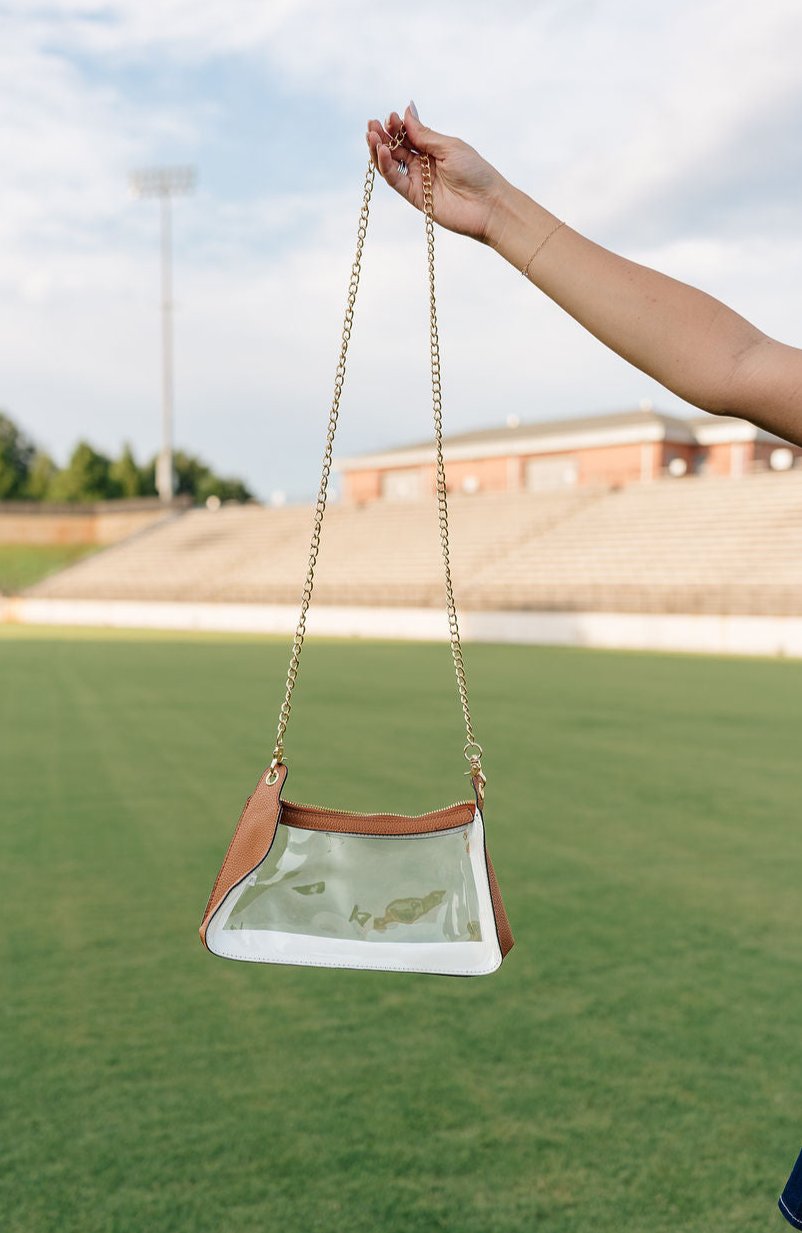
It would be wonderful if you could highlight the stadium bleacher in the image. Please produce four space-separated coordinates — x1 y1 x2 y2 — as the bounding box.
26 470 802 615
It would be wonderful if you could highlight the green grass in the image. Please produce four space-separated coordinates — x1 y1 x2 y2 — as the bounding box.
0 543 97 593
1 626 800 1232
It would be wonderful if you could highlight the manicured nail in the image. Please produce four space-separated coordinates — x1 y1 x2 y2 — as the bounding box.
409 99 419 119
383 115 392 130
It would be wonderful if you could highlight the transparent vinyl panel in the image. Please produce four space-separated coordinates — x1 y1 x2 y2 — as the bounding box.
206 811 502 975
226 823 481 942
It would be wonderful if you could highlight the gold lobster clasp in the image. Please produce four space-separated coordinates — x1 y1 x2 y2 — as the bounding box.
463 742 486 804
266 747 284 786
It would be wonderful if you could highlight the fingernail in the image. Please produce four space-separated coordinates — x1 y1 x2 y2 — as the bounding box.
383 114 392 130
409 99 419 120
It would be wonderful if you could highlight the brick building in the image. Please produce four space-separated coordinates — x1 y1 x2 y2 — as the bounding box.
337 406 800 504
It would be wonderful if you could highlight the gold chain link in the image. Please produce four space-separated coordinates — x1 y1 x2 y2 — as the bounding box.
270 125 482 780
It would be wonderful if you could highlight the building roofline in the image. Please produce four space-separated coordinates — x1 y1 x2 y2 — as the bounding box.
336 407 783 472
337 408 693 471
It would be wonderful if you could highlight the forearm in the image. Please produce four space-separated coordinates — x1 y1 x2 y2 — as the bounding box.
487 182 766 417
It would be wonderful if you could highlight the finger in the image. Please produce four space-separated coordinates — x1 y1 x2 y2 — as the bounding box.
382 135 415 168
367 124 412 178
367 118 388 141
367 137 399 173
402 103 452 157
366 122 389 168
375 141 412 200
384 110 416 154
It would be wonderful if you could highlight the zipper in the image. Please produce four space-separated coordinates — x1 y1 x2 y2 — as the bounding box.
281 797 474 818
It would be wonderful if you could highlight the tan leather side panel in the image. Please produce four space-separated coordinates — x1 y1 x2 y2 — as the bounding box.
468 768 514 960
280 799 474 835
199 762 288 948
486 851 515 958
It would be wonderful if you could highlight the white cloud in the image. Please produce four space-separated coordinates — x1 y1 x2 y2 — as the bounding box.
1 0 801 500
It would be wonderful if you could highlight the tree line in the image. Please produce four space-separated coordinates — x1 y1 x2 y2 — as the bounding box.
0 412 252 504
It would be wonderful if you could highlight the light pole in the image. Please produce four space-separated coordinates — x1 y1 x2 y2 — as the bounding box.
130 165 196 503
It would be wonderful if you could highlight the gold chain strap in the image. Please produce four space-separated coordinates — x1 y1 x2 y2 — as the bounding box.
418 143 484 782
269 127 484 786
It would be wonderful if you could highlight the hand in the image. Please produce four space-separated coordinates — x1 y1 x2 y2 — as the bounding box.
365 103 510 247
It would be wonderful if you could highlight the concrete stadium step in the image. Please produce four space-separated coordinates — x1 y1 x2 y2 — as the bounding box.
27 470 802 615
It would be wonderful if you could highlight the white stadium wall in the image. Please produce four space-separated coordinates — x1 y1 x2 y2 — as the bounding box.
5 596 802 658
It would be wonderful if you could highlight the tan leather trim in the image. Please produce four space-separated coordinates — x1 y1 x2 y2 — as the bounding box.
469 769 514 960
486 851 514 958
199 762 288 948
280 799 475 835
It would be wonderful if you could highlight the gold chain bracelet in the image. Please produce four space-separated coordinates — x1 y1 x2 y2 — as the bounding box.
521 218 565 278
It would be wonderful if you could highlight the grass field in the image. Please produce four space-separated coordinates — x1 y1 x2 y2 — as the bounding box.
1 625 801 1233
0 544 97 594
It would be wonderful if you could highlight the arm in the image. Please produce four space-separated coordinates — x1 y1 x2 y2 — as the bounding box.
488 186 802 442
367 105 802 446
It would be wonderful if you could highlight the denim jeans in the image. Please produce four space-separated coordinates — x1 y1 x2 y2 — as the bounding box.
779 1149 802 1228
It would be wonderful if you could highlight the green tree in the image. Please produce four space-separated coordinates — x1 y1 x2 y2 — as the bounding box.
136 455 158 498
47 441 120 503
109 443 146 498
146 449 252 505
0 410 252 505
0 412 35 499
25 450 58 500
196 472 252 504
172 449 213 499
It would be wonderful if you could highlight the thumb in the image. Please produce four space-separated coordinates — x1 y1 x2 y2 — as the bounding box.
403 102 451 157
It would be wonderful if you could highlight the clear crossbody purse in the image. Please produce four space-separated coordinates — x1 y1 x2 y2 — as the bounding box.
199 126 514 976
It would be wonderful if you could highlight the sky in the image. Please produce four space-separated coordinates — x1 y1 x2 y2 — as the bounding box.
1 0 801 502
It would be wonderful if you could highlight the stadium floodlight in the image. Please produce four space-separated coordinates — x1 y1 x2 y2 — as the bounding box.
130 165 197 503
